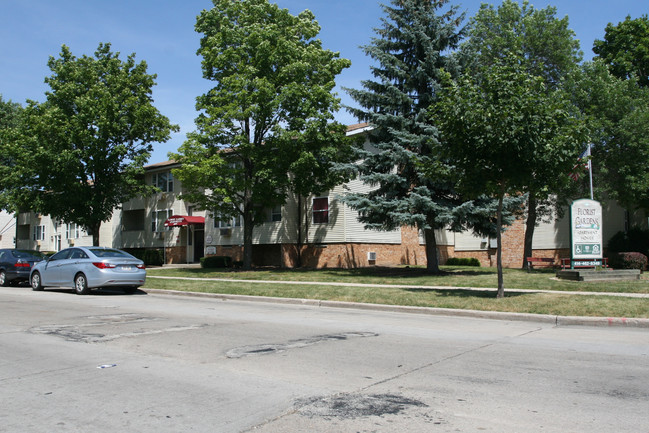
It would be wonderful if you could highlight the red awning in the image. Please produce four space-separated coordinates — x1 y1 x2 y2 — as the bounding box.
164 215 205 227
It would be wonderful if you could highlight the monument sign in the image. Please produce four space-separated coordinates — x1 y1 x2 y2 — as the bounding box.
570 199 603 268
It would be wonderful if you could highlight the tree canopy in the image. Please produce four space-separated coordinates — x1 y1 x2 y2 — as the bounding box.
0 96 23 210
3 43 178 245
435 56 586 297
569 60 649 211
461 0 584 268
172 0 352 269
593 15 649 87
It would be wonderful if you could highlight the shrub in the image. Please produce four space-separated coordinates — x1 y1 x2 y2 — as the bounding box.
200 255 232 268
125 248 146 261
609 252 648 271
445 257 481 267
607 227 649 257
143 249 164 266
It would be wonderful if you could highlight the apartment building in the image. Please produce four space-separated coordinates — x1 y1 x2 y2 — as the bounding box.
13 124 644 268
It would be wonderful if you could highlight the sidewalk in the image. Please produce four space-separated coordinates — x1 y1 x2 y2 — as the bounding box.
147 275 649 298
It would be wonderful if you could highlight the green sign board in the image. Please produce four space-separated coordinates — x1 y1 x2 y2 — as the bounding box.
570 199 603 266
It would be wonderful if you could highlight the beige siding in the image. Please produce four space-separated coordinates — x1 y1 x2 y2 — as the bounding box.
602 201 627 244
252 195 299 244
531 215 570 249
307 190 346 244
338 178 402 244
0 211 15 248
454 231 489 251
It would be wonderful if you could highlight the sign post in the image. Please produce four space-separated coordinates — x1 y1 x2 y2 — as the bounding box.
570 199 603 269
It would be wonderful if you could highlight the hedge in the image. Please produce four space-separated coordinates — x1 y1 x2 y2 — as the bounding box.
125 248 163 266
445 257 481 267
609 252 648 271
607 227 649 257
200 255 232 268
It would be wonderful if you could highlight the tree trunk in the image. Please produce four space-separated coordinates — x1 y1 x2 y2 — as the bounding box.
296 195 303 268
90 223 101 247
242 196 254 270
496 189 505 299
522 193 538 268
424 227 440 273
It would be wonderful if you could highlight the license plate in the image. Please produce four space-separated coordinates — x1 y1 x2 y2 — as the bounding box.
120 265 132 270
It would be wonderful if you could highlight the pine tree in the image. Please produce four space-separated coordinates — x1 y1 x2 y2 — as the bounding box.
344 0 469 273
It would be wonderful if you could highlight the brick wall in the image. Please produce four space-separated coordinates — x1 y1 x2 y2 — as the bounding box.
165 246 187 264
201 219 569 269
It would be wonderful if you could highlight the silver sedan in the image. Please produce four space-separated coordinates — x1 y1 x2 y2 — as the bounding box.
30 247 146 295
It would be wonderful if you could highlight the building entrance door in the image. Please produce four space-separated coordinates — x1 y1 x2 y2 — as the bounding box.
193 226 205 263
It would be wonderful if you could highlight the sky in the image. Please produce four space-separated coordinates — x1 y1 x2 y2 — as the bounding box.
1 0 646 164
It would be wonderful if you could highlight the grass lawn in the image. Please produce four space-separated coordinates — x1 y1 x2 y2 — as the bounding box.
143 265 649 318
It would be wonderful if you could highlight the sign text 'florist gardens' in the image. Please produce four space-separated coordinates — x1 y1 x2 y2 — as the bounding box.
570 199 603 267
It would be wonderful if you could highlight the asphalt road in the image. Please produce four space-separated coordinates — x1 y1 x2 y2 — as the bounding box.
1 286 648 433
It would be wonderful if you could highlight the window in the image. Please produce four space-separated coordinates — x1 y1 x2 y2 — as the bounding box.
88 248 131 258
68 249 89 259
213 213 242 228
151 209 173 232
312 197 329 224
152 171 174 193
270 205 282 222
49 249 71 261
122 210 145 231
17 225 30 241
66 223 80 239
32 225 45 241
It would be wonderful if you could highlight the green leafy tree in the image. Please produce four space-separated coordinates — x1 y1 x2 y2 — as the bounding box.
343 0 475 273
172 0 351 269
5 43 178 245
435 56 586 297
462 0 583 268
568 60 649 210
0 95 23 210
593 15 649 87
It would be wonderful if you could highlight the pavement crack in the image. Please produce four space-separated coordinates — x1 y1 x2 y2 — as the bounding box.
225 331 378 358
361 327 544 391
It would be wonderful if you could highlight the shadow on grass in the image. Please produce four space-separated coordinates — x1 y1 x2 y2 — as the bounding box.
162 266 498 278
404 288 530 298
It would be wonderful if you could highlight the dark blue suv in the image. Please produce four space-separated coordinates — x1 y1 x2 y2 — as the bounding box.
0 249 45 286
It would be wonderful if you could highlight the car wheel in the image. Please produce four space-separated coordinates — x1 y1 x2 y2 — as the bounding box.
123 286 138 295
0 270 7 287
74 273 90 295
31 272 44 291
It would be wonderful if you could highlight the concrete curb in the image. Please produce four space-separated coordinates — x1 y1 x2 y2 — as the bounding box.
142 288 649 329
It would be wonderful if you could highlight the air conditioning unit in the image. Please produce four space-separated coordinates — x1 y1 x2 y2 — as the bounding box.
367 251 377 261
220 228 232 237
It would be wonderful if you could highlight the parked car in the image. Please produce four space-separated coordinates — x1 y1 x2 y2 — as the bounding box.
30 247 146 295
0 249 46 286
